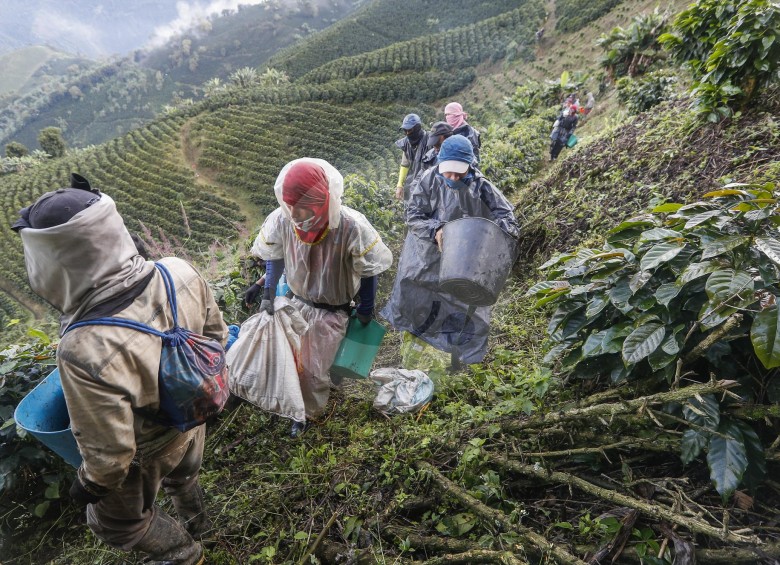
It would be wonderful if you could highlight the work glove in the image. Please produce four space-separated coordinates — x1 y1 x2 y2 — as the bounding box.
244 283 263 306
259 286 274 315
69 477 107 507
355 309 373 326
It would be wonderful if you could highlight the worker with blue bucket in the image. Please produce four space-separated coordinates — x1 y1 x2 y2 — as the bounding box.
244 158 392 437
381 135 520 370
12 174 228 565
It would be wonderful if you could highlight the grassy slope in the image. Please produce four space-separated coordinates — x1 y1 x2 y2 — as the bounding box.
4 0 780 563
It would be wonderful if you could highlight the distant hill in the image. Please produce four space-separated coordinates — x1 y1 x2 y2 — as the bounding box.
0 0 361 151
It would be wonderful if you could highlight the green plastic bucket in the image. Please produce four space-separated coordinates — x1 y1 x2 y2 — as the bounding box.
330 318 387 380
14 369 83 468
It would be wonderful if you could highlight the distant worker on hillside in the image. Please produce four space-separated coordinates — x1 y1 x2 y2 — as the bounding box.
381 135 519 367
549 107 579 160
246 158 392 437
416 121 454 180
12 176 227 565
394 113 430 206
444 102 481 163
584 91 596 116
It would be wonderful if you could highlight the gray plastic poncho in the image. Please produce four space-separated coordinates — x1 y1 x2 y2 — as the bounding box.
381 167 519 364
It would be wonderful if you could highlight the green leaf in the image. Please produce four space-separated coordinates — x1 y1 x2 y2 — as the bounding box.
751 304 780 368
681 429 707 465
607 216 657 235
33 501 50 518
622 323 665 364
705 269 753 302
294 531 309 540
700 236 750 260
684 210 722 228
609 277 632 308
678 261 717 285
583 331 607 357
526 280 570 296
629 271 653 294
754 237 780 266
651 203 682 213
735 420 766 491
539 253 575 270
707 420 748 501
585 294 610 319
44 482 60 500
638 228 682 243
534 289 570 308
435 513 478 536
655 283 682 306
26 328 51 345
682 394 720 430
640 242 685 271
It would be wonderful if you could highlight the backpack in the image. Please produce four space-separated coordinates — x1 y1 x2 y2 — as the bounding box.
65 262 229 432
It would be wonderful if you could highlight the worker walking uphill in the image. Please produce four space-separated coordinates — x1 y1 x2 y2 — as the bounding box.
444 102 481 163
248 158 392 437
381 135 519 366
12 176 227 565
394 113 430 204
417 121 454 178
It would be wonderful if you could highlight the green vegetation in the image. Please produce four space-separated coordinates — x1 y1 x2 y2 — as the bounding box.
528 182 780 499
659 0 780 121
3 0 780 562
556 0 624 33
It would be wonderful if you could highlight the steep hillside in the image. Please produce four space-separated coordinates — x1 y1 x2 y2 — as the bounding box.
3 0 780 563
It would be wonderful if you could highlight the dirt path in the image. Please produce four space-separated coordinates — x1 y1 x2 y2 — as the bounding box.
178 118 262 231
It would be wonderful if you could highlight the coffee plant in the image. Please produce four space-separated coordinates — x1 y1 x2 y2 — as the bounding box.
527 182 780 499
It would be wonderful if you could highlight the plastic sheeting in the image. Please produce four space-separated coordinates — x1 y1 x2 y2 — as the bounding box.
226 297 308 423
370 368 434 415
381 169 519 364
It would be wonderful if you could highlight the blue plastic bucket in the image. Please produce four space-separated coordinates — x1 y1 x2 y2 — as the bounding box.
330 318 387 380
14 369 82 468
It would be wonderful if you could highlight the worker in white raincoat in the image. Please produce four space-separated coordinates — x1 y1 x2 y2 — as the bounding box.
247 158 393 437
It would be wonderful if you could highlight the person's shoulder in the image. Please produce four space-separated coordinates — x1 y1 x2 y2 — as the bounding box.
395 137 407 149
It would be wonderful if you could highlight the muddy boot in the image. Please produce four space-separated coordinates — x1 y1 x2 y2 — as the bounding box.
134 508 203 565
170 484 212 538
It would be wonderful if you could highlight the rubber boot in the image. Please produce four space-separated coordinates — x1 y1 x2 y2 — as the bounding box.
170 484 212 538
133 508 204 565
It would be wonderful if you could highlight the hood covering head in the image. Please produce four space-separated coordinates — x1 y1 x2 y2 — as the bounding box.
444 102 468 129
274 158 344 243
19 193 154 334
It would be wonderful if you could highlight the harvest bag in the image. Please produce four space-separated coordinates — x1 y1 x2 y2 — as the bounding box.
65 263 229 431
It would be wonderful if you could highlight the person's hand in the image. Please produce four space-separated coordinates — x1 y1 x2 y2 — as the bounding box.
355 310 373 326
395 185 404 200
435 228 443 252
69 478 106 507
259 286 274 315
244 283 263 306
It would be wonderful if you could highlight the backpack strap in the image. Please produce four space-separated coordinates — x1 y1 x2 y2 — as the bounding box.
65 262 189 346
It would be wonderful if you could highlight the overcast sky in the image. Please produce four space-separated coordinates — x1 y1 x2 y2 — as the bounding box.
0 0 269 58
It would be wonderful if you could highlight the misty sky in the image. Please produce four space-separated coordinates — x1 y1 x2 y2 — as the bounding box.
0 0 268 58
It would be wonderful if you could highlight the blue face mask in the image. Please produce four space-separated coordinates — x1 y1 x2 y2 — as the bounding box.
438 172 472 191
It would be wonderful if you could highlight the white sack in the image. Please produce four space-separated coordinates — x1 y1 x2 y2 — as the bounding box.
369 368 434 415
226 297 309 422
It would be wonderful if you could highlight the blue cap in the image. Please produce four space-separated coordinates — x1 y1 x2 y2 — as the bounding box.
400 113 421 130
437 135 473 174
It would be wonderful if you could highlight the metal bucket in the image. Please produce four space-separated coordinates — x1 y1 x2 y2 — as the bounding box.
440 217 517 306
14 369 82 468
330 318 387 380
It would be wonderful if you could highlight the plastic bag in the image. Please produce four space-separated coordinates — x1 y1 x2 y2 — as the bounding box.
369 368 434 415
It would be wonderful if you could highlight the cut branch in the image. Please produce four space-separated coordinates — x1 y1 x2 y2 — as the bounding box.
416 461 587 565
501 381 738 433
488 454 759 545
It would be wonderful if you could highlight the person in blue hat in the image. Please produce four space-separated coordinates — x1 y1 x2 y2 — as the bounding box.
381 135 520 366
394 113 430 205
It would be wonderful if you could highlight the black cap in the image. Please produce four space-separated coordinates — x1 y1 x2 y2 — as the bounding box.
12 173 101 231
426 121 454 148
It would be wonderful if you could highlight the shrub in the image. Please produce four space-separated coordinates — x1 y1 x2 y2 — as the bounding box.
5 142 28 158
527 182 780 499
616 69 679 113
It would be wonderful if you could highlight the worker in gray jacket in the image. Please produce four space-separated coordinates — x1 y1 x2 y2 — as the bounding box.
381 136 519 365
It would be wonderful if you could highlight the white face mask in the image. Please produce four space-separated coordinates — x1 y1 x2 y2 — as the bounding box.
292 215 319 232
